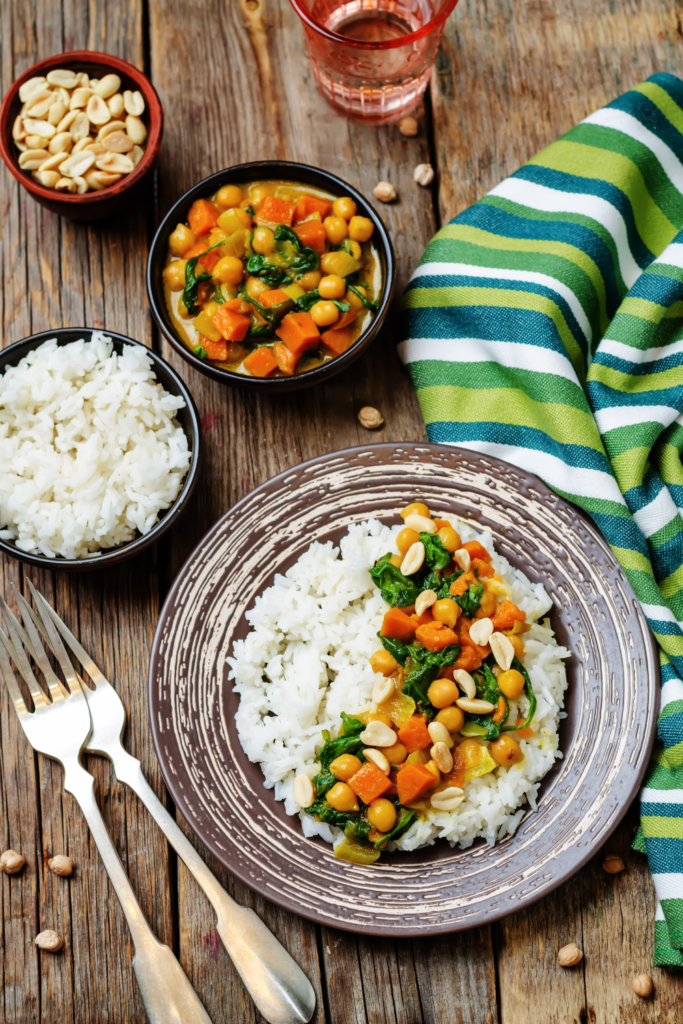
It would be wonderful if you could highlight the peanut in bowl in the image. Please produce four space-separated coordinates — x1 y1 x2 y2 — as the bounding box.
147 162 395 391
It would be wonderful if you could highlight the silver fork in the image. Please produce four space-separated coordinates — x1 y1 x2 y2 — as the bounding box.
20 582 315 1024
0 598 213 1024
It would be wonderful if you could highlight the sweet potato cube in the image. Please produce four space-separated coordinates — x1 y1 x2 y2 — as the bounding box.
380 607 417 644
348 762 393 805
397 715 431 753
213 305 250 342
257 195 296 226
273 341 297 376
243 346 278 378
188 199 218 236
293 193 333 223
293 220 327 255
320 325 357 357
415 620 458 652
275 312 320 359
259 288 292 308
396 764 436 805
204 338 229 361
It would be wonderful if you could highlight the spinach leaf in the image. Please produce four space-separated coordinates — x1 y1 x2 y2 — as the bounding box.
502 658 537 732
403 643 460 719
192 345 208 360
378 635 410 665
369 553 419 607
460 662 509 741
374 809 416 849
293 246 320 275
345 819 372 846
304 799 361 831
417 569 452 600
211 287 226 305
245 254 290 287
420 532 451 572
294 289 350 315
247 324 277 340
274 224 300 248
453 579 484 617
311 713 366 798
244 204 255 216
348 284 379 311
182 239 225 315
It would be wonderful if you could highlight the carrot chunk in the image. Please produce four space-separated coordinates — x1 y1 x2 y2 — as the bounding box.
275 311 320 359
243 346 278 377
453 646 482 672
184 236 211 260
471 557 494 578
415 620 458 652
463 540 492 563
491 600 526 631
320 325 357 357
380 607 417 643
335 308 358 331
396 764 436 805
273 341 298 376
257 195 296 226
259 288 292 308
397 715 431 753
213 305 251 342
410 608 433 627
348 763 392 805
204 338 228 361
293 220 327 255
293 193 333 224
188 199 218 237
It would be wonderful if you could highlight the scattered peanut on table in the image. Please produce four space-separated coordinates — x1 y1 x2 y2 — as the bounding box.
13 69 147 193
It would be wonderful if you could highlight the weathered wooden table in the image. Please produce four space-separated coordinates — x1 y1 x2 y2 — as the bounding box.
1 1 683 1021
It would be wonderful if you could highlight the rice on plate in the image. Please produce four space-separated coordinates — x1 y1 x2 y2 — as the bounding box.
0 332 191 559
229 512 570 860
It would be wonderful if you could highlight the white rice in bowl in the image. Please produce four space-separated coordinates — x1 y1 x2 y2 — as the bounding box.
229 516 570 854
0 332 191 559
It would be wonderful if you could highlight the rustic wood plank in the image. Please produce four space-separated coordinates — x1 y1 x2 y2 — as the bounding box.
0 2 174 1022
431 3 683 1023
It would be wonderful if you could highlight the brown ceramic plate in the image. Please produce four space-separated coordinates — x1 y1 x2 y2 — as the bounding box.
148 443 659 936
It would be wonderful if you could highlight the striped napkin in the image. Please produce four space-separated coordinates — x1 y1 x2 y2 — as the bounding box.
399 73 683 968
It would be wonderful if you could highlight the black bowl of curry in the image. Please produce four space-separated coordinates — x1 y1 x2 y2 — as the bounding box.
147 162 395 390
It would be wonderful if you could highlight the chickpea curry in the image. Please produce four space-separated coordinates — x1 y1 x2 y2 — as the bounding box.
294 501 537 865
162 180 382 377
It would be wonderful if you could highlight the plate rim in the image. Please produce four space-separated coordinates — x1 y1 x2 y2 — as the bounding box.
148 441 660 936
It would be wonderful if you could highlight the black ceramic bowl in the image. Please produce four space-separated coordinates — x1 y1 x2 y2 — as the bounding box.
0 328 201 571
147 161 395 391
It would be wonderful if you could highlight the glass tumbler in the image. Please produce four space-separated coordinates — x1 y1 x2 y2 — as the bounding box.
289 0 459 124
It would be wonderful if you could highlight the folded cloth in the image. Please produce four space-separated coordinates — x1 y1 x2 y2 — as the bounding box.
399 73 683 968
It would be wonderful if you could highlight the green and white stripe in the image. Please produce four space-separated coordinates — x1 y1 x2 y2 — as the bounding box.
399 73 683 967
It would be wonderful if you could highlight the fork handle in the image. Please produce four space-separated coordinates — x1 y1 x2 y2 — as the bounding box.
113 751 315 1024
63 759 212 1024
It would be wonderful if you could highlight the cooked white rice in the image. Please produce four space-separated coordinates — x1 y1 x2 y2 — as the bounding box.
229 517 570 852
0 332 191 559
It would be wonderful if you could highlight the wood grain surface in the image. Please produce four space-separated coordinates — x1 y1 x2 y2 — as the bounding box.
0 0 682 1021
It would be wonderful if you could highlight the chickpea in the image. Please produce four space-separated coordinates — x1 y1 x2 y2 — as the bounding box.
397 527 420 556
249 184 272 209
367 798 396 833
382 740 408 765
475 589 497 619
298 269 322 292
367 712 393 727
310 300 340 327
427 678 459 709
437 526 461 553
401 502 430 520
432 598 460 628
490 735 525 767
457 738 483 769
169 223 196 257
164 260 187 291
508 634 524 662
252 226 276 255
323 215 348 246
318 274 346 300
389 554 403 568
347 240 362 261
329 754 363 781
424 761 441 787
345 287 366 311
326 782 359 812
216 184 244 210
213 256 244 286
435 706 465 733
333 196 357 220
497 669 525 700
246 275 269 300
177 295 192 319
369 649 398 676
348 215 374 243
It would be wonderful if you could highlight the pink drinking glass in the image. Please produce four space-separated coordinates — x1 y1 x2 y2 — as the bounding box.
289 0 459 124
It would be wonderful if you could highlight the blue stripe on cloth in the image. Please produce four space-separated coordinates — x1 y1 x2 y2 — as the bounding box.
627 271 683 306
641 801 683 817
588 379 683 409
592 350 683 377
513 164 656 270
607 90 683 166
659 712 683 748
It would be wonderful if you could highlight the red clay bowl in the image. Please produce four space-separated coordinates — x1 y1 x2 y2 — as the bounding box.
147 161 395 391
0 51 163 221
